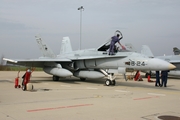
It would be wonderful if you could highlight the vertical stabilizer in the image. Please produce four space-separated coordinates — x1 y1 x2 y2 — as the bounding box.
35 36 55 58
173 47 180 55
59 37 72 55
141 45 154 58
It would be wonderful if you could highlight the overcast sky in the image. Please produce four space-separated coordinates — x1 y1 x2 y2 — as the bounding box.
1 0 180 59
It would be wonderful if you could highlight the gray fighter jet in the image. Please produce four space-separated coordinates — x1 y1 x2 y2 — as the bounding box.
3 35 176 86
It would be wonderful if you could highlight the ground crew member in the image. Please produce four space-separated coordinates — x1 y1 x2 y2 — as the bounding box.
109 34 123 55
155 71 161 87
161 70 169 87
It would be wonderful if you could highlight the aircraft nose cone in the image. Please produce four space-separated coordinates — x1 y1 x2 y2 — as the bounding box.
168 64 176 70
148 58 176 71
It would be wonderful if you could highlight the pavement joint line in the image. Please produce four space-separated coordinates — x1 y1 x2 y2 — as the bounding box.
148 93 166 96
115 90 130 92
86 87 98 89
43 83 49 85
60 85 71 87
5 79 12 81
0 112 16 120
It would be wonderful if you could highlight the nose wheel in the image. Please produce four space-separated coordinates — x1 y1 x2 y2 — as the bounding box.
105 79 116 86
104 73 116 86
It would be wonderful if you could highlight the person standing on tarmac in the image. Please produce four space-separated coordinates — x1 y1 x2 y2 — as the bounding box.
109 34 124 55
155 71 161 87
160 70 169 87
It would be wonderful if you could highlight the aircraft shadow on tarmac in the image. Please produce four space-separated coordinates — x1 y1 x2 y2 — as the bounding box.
30 77 180 91
31 77 105 85
0 80 13 83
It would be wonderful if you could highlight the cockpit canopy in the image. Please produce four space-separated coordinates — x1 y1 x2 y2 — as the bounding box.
97 39 136 53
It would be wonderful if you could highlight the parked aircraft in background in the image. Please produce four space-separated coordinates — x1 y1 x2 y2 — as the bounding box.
3 35 176 86
141 45 180 77
173 47 180 55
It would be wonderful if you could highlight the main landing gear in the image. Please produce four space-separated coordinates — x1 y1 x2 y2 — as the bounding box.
53 75 59 81
105 73 116 86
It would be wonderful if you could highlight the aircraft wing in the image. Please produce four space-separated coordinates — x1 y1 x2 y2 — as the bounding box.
71 56 126 60
68 54 127 60
3 58 72 67
169 60 180 63
156 55 180 64
3 54 126 67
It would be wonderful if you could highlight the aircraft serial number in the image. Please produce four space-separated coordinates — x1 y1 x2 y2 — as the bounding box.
130 61 146 66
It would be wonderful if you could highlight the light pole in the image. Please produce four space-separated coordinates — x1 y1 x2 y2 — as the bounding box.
77 6 84 50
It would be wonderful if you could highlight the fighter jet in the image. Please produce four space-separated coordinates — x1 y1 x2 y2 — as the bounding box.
173 47 180 55
141 45 180 77
3 35 176 86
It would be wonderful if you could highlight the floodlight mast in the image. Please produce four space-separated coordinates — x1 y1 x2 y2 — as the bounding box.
77 6 84 50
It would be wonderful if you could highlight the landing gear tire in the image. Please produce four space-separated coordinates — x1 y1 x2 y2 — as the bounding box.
22 85 26 91
53 75 59 81
111 80 116 86
105 79 112 86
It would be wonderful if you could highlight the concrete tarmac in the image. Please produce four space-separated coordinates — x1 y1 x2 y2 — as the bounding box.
0 71 180 120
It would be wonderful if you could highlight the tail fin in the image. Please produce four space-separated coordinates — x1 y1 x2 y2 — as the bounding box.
59 37 72 55
35 36 56 58
173 47 180 55
141 45 154 58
